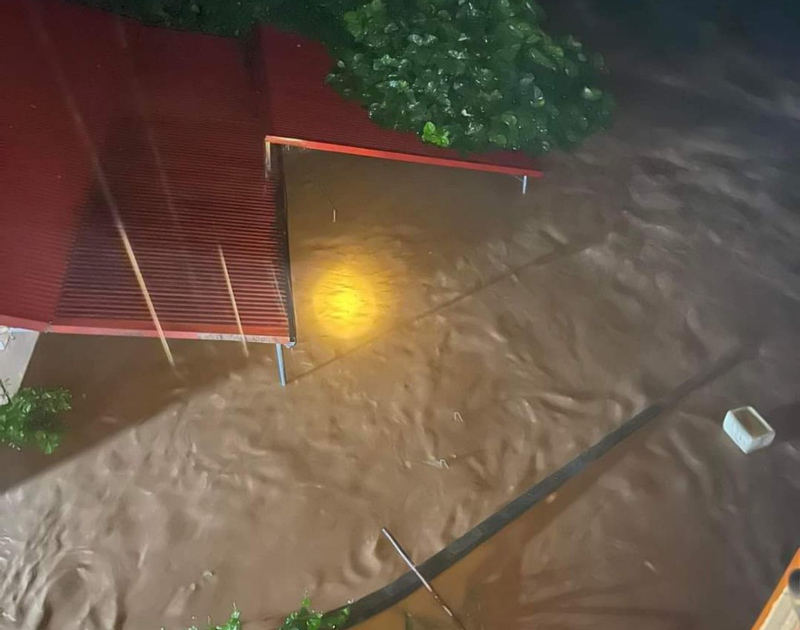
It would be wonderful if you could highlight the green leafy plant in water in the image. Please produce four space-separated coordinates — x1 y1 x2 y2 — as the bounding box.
280 598 350 630
0 383 71 454
175 600 349 630
328 0 615 155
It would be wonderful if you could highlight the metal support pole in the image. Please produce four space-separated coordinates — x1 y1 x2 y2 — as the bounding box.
218 246 249 358
275 343 287 387
522 175 528 195
118 218 175 369
381 528 467 630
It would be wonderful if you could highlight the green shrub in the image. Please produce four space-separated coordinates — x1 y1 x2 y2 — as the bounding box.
327 0 615 154
0 385 71 454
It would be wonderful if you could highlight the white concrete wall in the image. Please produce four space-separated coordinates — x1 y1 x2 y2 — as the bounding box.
0 327 40 402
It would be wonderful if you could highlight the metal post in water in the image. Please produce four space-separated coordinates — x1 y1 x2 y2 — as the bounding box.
275 343 287 387
381 528 467 630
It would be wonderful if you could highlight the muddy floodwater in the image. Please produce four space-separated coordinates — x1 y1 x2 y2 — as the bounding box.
2 16 800 630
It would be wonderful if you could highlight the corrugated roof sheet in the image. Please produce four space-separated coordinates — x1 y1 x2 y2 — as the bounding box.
0 0 294 343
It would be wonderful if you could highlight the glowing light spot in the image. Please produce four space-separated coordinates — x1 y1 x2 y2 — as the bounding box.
312 265 386 340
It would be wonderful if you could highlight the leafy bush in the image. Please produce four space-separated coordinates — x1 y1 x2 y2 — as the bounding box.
176 600 349 630
0 385 71 454
327 0 615 154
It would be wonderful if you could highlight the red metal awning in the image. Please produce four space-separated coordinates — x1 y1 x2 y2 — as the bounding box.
52 118 294 343
257 27 544 178
0 0 295 344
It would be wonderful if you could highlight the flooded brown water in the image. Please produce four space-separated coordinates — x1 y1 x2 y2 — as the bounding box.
354 378 800 630
2 26 800 630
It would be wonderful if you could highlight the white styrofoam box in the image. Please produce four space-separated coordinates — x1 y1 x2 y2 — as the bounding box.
723 406 776 454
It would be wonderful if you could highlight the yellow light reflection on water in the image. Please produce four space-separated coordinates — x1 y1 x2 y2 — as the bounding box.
312 264 387 340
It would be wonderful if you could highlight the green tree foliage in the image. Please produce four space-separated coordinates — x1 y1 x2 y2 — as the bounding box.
327 0 614 154
0 385 72 454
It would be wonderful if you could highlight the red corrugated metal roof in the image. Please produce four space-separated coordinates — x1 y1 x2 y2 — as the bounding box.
53 118 293 342
258 27 544 178
0 0 294 343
